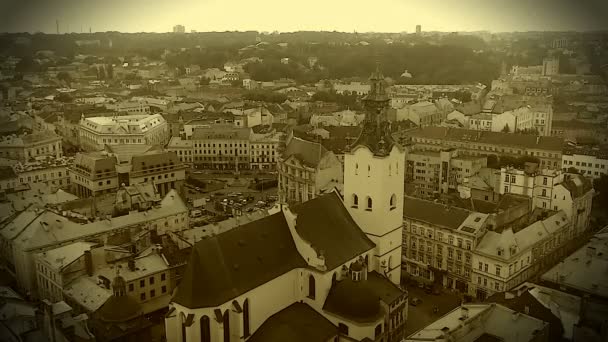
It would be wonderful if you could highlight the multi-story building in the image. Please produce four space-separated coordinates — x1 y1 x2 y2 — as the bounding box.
551 173 594 237
70 149 186 197
0 166 18 193
78 114 169 151
333 81 371 95
405 149 487 198
166 126 251 170
406 127 564 169
13 156 72 191
249 131 281 170
164 66 407 342
472 210 571 300
405 303 550 342
0 190 188 298
38 242 185 316
562 146 608 179
0 131 62 162
278 136 343 204
402 197 488 293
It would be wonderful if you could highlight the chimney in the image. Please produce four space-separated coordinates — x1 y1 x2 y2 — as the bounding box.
84 250 93 276
586 246 596 258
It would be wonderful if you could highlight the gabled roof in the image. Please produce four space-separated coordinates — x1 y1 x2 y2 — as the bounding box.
292 192 375 270
403 196 471 230
247 302 337 342
283 137 328 168
172 213 307 309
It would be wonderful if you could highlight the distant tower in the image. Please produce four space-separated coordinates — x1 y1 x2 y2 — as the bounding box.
416 24 422 35
344 63 405 285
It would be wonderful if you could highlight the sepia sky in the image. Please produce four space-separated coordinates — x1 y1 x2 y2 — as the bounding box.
1 0 607 34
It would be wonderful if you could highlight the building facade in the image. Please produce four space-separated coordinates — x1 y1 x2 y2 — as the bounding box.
0 131 63 162
78 114 169 151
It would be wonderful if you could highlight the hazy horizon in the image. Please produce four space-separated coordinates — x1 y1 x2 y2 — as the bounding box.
1 0 608 34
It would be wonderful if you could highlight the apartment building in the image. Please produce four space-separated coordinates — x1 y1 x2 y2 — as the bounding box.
472 211 570 300
406 127 564 169
70 150 186 197
166 126 251 170
402 197 489 293
13 156 72 190
78 114 169 151
405 149 486 198
0 131 62 162
278 136 342 204
249 131 281 170
0 190 188 297
562 146 608 179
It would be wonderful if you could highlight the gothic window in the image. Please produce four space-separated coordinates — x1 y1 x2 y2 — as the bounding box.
308 275 316 299
352 194 359 208
355 163 358 175
366 197 373 210
368 165 371 177
390 194 396 210
389 164 392 176
200 316 210 342
243 299 250 338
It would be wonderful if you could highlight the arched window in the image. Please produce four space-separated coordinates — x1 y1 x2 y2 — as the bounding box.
200 315 210 342
388 256 393 269
390 194 396 210
352 194 359 208
375 323 382 338
308 274 316 299
332 272 337 283
367 165 371 177
389 164 392 176
355 163 358 175
223 310 230 342
366 197 373 211
243 299 250 338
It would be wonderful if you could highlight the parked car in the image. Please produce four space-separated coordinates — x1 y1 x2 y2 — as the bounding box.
410 298 422 306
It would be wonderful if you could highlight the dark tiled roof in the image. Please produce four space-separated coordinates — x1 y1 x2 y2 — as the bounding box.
292 192 375 270
96 293 143 323
283 137 328 167
366 271 406 305
172 213 307 309
409 127 564 152
130 151 180 172
247 302 337 342
0 166 17 181
323 274 383 323
403 196 471 230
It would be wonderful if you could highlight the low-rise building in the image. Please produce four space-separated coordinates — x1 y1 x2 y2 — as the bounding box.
405 303 550 342
13 156 72 191
78 114 169 151
0 131 62 162
333 81 371 95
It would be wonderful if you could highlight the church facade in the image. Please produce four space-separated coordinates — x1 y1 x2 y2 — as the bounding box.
164 66 408 342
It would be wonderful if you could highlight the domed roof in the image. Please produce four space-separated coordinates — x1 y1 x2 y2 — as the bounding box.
323 278 381 323
111 274 126 289
96 294 142 323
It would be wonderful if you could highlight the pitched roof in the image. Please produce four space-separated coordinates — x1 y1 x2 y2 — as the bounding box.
403 196 471 230
283 137 328 167
408 126 564 151
560 174 593 199
292 192 375 270
247 302 337 342
172 213 307 309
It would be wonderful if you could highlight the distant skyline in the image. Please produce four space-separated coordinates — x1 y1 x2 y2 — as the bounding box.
1 0 608 34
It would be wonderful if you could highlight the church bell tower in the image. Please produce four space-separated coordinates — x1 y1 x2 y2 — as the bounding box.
344 63 405 285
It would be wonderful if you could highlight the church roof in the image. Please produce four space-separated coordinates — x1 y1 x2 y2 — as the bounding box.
172 193 375 309
96 293 142 323
323 272 385 323
247 302 337 342
282 137 329 168
172 213 307 309
292 192 375 270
